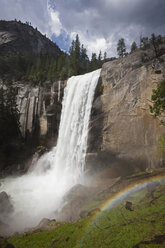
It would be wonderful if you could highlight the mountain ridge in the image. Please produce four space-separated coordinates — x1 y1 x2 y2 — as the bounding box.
0 20 62 57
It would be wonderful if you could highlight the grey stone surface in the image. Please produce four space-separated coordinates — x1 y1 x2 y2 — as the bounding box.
93 49 165 169
14 81 64 140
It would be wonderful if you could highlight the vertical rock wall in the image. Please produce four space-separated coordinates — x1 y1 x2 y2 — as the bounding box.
16 81 64 145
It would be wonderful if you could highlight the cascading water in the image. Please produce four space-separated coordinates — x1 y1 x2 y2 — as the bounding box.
0 69 101 234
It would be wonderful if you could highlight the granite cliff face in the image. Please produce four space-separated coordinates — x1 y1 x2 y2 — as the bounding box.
88 48 165 173
0 20 61 57
16 81 64 145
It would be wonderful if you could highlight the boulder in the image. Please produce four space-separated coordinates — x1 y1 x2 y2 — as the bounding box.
26 218 58 232
0 192 13 235
26 146 48 172
125 201 134 211
36 218 57 230
0 191 13 214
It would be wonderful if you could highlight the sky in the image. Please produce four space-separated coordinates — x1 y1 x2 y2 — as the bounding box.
0 0 165 57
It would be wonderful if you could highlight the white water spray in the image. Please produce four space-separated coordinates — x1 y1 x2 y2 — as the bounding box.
0 69 101 234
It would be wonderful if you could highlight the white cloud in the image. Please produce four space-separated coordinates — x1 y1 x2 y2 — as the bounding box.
48 0 165 56
80 36 108 57
0 0 165 57
47 5 62 36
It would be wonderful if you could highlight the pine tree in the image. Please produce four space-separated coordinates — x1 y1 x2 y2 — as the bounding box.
81 44 88 61
140 37 150 50
150 33 163 58
73 34 81 74
98 51 102 61
117 38 126 58
68 34 82 75
130 41 137 53
98 51 102 68
90 53 97 71
80 44 89 74
104 52 107 62
75 34 81 61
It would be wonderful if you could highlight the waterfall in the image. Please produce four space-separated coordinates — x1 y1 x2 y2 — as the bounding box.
0 69 101 234
53 68 101 182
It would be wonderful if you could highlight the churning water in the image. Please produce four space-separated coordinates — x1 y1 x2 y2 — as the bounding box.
0 69 101 234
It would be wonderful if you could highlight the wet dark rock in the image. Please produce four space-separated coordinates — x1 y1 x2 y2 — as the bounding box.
0 237 15 248
0 192 13 234
38 218 51 228
79 208 101 219
28 218 58 232
125 201 134 211
65 237 70 242
0 191 13 214
27 147 48 172
37 147 48 156
155 69 162 74
87 208 101 216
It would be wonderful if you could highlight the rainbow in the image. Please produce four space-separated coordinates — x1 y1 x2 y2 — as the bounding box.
99 173 165 212
79 171 165 245
79 172 165 246
86 171 165 227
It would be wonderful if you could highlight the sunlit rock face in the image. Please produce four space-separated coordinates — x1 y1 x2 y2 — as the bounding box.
89 49 165 170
